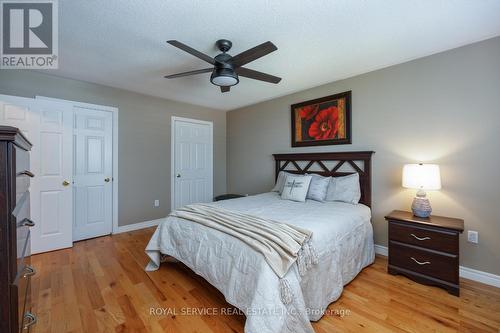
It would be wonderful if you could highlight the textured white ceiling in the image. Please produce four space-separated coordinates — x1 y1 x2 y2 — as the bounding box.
45 0 500 111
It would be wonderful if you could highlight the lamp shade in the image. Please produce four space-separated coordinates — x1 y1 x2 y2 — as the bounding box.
402 164 441 190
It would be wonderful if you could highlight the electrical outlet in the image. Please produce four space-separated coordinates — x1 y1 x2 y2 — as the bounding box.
154 199 160 207
467 230 478 244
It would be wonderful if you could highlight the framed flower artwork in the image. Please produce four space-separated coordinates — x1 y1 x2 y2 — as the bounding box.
291 91 351 147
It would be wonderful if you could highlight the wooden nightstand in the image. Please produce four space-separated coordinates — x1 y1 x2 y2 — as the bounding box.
385 210 464 296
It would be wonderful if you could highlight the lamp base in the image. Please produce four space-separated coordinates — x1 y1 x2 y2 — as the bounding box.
411 190 432 218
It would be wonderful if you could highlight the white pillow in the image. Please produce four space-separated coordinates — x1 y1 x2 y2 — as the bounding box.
281 175 312 202
271 171 291 193
306 174 330 202
325 173 361 204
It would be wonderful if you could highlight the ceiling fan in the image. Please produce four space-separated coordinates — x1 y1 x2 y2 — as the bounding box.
164 39 281 93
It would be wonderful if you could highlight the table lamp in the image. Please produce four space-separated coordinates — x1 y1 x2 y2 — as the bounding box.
402 163 441 218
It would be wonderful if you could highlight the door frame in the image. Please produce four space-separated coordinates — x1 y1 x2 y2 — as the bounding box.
36 96 119 234
171 116 213 212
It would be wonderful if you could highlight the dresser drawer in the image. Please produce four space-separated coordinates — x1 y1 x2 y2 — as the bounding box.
389 220 458 254
15 145 30 174
15 230 31 280
16 175 30 196
389 241 459 284
17 275 29 331
15 146 33 197
15 171 33 197
13 191 30 218
16 275 35 333
13 243 35 333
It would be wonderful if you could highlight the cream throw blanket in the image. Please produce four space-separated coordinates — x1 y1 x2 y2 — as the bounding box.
170 203 319 304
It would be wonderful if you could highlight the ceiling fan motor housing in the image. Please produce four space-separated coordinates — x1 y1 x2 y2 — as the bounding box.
211 53 239 86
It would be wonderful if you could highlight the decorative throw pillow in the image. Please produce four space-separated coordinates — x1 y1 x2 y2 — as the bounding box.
271 171 291 193
306 174 330 202
281 175 312 202
325 173 361 204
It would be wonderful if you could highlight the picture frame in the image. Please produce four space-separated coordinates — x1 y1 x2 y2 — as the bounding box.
291 91 351 147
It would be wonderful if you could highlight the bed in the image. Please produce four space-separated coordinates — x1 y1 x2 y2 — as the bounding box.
146 151 375 333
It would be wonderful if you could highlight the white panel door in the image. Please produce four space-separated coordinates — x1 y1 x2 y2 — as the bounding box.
31 99 73 253
0 95 73 253
172 117 213 210
73 108 113 241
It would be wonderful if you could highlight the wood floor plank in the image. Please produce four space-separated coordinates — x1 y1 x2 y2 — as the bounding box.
30 228 500 333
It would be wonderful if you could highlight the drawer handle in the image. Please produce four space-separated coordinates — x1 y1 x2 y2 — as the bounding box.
23 265 37 278
23 312 37 330
411 257 431 265
410 233 431 241
19 218 35 227
18 170 35 178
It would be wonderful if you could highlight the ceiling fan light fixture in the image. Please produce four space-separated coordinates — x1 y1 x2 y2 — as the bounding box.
210 68 239 86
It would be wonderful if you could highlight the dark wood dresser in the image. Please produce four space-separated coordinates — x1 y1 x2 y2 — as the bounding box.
385 210 464 296
0 126 36 332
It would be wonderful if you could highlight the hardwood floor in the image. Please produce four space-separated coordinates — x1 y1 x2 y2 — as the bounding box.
31 227 500 333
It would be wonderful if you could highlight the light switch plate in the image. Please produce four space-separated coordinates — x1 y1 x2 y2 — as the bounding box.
154 199 160 207
467 230 478 244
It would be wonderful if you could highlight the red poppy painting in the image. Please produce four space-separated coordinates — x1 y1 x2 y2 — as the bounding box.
291 91 351 147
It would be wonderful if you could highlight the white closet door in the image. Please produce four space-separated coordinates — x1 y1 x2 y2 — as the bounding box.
172 117 213 210
73 108 113 241
0 95 73 253
35 100 73 252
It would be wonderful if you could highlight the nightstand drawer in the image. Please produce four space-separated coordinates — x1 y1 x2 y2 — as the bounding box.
389 241 458 284
389 220 458 254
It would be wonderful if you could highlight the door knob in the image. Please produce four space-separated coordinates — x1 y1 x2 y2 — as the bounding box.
176 174 181 178
62 180 70 186
104 178 111 182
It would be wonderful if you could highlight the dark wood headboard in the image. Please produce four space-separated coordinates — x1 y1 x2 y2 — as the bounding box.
273 151 375 207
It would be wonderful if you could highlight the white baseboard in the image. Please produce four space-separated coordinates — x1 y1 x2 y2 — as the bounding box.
374 244 388 256
114 218 163 234
374 244 500 288
459 266 500 288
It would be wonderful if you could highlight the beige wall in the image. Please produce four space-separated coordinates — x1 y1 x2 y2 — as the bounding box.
227 37 500 275
0 70 226 227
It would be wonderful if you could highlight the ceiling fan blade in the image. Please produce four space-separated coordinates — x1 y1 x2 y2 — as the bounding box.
231 41 277 68
167 40 215 65
236 67 281 84
220 86 230 93
164 68 213 79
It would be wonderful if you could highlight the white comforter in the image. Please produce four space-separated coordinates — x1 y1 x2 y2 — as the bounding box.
145 192 374 333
